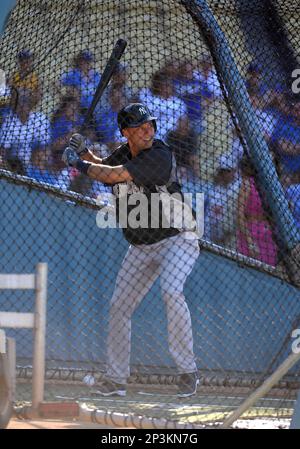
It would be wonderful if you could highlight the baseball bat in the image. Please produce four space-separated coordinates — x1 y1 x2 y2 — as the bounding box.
81 38 127 131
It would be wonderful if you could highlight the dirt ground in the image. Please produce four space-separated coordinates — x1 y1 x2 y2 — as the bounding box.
6 417 292 430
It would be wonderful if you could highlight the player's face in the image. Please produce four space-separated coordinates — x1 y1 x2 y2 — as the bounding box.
124 121 155 151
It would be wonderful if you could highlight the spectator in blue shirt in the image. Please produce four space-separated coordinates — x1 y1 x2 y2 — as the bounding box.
271 101 300 183
286 183 300 231
60 50 101 112
246 62 268 98
51 95 83 169
172 60 213 134
27 144 70 190
246 61 285 111
95 92 119 146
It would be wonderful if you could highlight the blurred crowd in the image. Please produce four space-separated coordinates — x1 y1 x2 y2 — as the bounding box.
1 48 300 267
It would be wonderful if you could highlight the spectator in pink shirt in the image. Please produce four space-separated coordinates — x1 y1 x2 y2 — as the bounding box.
237 157 277 266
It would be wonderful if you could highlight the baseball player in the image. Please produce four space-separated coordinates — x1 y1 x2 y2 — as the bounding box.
62 103 200 397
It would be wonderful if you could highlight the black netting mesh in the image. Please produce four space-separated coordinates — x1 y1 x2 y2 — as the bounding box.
0 0 300 428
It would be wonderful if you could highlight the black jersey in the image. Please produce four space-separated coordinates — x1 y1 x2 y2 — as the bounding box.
102 139 190 245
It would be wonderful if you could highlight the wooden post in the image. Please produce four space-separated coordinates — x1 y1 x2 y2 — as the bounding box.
32 263 47 409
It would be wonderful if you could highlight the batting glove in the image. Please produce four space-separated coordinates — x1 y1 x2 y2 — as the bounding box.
62 147 80 167
69 133 88 156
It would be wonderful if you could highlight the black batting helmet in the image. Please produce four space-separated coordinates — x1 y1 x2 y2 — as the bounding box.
117 103 157 135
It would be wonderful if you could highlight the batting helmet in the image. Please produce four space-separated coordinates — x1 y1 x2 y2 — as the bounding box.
117 103 157 135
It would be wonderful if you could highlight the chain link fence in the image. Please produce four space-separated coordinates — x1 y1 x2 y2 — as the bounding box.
0 0 300 428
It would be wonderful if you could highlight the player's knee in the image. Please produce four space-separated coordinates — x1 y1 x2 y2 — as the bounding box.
110 297 132 316
161 290 185 305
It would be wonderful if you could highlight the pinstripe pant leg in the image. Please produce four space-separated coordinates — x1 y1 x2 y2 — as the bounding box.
160 234 199 373
106 244 160 384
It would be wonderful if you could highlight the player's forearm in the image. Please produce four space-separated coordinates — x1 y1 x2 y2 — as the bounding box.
62 146 131 183
81 150 103 164
87 164 112 182
86 164 131 184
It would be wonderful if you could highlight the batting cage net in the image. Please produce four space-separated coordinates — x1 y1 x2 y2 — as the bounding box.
0 0 300 429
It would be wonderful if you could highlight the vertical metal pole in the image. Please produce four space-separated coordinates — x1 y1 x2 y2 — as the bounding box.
290 391 300 429
0 329 5 354
32 263 47 409
6 338 16 402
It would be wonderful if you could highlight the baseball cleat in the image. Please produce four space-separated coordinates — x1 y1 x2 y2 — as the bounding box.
177 372 199 398
93 379 126 397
